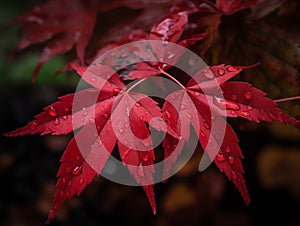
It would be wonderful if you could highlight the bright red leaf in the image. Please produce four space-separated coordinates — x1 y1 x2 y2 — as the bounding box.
5 0 300 223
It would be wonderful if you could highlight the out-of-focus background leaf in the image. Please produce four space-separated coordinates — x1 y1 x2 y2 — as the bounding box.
207 0 300 119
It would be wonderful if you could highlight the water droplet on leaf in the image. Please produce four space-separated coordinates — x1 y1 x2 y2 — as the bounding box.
227 66 236 72
48 106 57 117
247 105 253 110
200 131 206 138
216 153 225 162
218 69 225 76
204 71 214 79
165 110 171 119
118 128 124 134
137 164 145 177
213 97 240 110
143 154 149 162
225 146 231 153
244 91 253 100
72 166 82 175
54 118 60 125
241 111 250 117
228 156 234 165
113 88 121 95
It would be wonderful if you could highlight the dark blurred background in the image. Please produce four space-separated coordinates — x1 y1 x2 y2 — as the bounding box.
1 1 300 226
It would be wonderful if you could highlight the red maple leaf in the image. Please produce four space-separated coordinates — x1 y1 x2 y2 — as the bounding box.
5 62 300 222
9 0 97 82
4 0 300 224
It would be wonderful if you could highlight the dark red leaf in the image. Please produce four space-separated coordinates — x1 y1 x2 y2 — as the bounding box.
216 0 265 15
10 0 97 82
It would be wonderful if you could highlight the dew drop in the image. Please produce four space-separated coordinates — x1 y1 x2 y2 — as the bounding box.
227 66 236 72
168 52 175 59
180 104 186 110
213 97 240 110
228 156 234 165
65 107 69 112
244 91 253 100
230 110 236 115
135 102 141 107
225 146 231 153
200 131 206 138
67 181 72 187
124 122 130 128
204 71 214 79
89 118 95 124
83 111 88 116
118 128 124 134
204 123 210 129
76 155 80 160
62 177 67 184
218 69 225 76
103 113 109 119
216 153 225 162
165 110 171 119
142 139 151 147
48 106 57 117
79 178 84 185
113 88 121 95
137 164 145 177
124 139 128 145
194 91 200 96
91 77 97 82
54 118 60 125
186 113 192 119
62 115 68 120
241 111 250 117
247 105 253 110
66 192 70 198
72 166 82 175
140 116 144 120
143 154 149 162
231 94 237 101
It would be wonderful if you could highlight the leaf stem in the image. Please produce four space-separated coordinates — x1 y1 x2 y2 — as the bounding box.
126 78 147 93
159 69 186 90
274 96 300 103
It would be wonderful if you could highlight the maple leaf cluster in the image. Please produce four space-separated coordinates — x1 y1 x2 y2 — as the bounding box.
5 0 300 223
